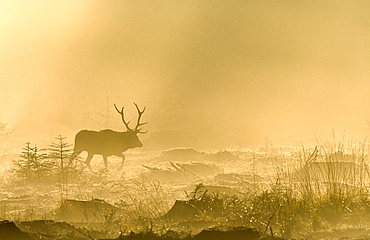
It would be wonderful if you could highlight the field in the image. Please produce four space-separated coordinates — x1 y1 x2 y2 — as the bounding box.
1 140 370 239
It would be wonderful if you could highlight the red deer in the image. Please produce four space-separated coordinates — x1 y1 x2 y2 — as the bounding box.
72 103 147 171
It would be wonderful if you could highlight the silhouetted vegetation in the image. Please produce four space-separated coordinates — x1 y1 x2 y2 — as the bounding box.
9 137 83 186
3 139 370 239
11 142 54 182
48 135 80 199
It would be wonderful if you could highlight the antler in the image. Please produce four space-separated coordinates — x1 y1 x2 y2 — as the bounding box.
114 104 134 131
133 102 148 133
114 103 147 133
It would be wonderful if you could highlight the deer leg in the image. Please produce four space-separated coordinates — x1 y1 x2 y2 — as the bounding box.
71 150 82 160
103 155 108 169
85 153 94 171
117 154 126 171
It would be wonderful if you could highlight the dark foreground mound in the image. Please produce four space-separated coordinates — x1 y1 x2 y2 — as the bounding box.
115 226 277 240
1 220 278 240
55 198 118 223
0 220 32 240
194 227 262 240
17 220 88 240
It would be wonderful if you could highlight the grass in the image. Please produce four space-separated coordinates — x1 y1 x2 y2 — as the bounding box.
3 139 370 239
255 139 370 238
155 140 370 239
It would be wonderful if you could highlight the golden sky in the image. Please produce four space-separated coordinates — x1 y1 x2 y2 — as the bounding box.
1 1 370 148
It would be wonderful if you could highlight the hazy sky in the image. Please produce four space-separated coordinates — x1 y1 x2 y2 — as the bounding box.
1 1 370 149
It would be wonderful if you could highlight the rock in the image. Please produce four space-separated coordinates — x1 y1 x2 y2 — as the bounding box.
205 150 239 162
0 220 32 240
55 199 118 223
158 148 204 162
162 200 201 221
178 163 222 178
194 226 261 240
17 220 88 240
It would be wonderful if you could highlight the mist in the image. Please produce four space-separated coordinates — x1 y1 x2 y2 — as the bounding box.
1 1 370 150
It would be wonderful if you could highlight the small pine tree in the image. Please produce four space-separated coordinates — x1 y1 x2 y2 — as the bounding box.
48 135 78 199
13 141 33 180
48 135 73 171
12 142 54 182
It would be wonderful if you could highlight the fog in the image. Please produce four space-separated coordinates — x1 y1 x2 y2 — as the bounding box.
1 1 370 150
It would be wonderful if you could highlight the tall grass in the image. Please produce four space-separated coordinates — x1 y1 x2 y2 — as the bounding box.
116 180 175 234
256 139 370 238
172 140 370 239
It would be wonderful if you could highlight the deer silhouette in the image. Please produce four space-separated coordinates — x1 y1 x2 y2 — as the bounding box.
72 103 147 171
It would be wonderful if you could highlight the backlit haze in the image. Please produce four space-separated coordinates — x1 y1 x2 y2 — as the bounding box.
1 1 370 151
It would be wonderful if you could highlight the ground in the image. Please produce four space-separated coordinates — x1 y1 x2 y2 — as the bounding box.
1 144 370 239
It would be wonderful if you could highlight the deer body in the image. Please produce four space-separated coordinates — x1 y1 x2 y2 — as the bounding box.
73 103 147 171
